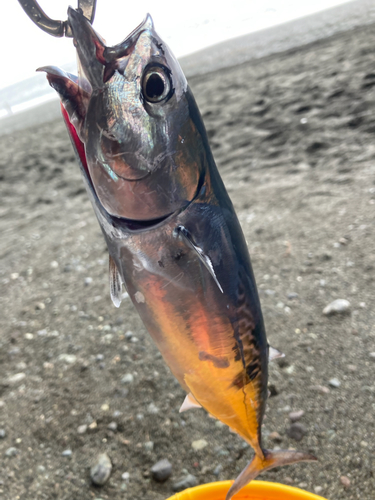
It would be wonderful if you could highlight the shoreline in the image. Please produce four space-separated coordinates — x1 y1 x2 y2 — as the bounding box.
180 0 375 77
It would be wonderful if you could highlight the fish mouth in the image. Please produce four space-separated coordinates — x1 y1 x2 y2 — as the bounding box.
67 7 153 88
112 212 175 231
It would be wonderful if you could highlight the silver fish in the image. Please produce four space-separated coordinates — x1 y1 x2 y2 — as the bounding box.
22 4 317 498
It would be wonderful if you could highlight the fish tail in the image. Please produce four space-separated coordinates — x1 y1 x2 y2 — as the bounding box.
225 448 317 500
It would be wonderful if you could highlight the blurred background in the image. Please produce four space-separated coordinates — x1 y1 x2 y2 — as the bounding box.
1 0 375 127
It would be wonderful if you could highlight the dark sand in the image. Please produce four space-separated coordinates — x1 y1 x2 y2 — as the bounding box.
0 19 374 500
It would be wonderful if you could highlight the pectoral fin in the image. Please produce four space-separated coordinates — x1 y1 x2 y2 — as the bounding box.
175 225 223 293
179 393 202 413
269 346 285 361
109 255 122 308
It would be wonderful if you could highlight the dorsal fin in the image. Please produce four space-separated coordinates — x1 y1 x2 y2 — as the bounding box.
179 393 202 413
269 346 285 361
175 225 223 293
109 255 122 308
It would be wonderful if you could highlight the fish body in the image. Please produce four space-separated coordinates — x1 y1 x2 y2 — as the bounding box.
42 8 316 498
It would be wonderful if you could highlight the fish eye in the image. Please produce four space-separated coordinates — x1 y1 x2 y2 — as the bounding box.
142 65 171 103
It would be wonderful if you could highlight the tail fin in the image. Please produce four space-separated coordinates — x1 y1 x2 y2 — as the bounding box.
225 449 317 500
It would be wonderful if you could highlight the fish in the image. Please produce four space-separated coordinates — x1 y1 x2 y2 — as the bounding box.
39 8 316 499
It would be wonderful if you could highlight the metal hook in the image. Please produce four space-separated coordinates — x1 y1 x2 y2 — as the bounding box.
17 0 97 37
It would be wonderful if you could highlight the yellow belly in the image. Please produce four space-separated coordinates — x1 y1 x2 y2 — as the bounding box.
138 275 262 450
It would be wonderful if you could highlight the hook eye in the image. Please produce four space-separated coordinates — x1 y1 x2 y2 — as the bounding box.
17 0 96 37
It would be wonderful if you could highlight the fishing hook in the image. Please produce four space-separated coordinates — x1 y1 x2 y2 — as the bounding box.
17 0 96 37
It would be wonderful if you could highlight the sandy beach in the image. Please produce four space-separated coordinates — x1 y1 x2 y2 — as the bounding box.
0 8 374 500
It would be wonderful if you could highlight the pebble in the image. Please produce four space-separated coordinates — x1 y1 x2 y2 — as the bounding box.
121 472 130 482
125 330 133 340
310 385 330 394
0 429 6 439
191 439 208 451
340 475 351 488
77 424 88 435
369 352 375 360
90 453 112 486
147 403 159 414
107 422 117 432
287 423 307 441
121 373 134 384
150 459 172 482
314 486 323 494
328 378 341 388
173 473 198 491
7 372 26 385
268 384 278 397
144 441 154 451
61 449 72 457
213 464 223 476
5 447 18 457
269 431 282 443
326 429 336 441
84 277 93 285
58 354 77 364
323 299 351 315
289 410 305 422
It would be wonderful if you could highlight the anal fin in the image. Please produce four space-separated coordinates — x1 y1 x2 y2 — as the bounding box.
179 393 202 413
175 225 223 293
269 346 285 361
109 255 122 308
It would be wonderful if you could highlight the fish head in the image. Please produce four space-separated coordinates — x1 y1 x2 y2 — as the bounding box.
43 8 205 221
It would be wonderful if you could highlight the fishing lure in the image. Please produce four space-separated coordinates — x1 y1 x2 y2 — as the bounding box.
19 2 316 498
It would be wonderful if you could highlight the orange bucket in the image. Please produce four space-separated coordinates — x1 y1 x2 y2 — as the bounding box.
166 480 327 500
